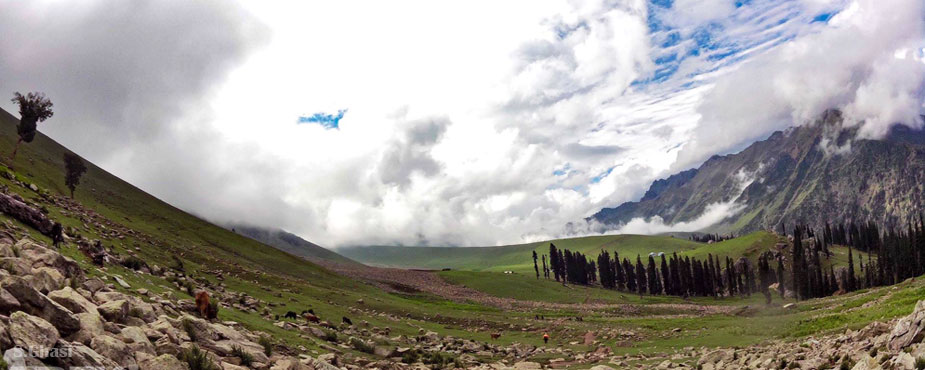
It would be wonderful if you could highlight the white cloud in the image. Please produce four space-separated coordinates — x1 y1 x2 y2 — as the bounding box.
0 0 921 249
674 0 925 171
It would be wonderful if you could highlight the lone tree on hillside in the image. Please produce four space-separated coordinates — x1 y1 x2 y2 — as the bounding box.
9 92 54 161
63 152 87 198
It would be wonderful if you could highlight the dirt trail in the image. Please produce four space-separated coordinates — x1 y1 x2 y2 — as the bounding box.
320 261 735 316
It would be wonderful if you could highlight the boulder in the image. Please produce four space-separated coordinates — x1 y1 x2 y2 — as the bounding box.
271 357 305 370
1 275 80 335
851 354 882 370
97 299 129 323
0 287 20 313
94 290 130 304
70 311 105 345
513 361 542 369
3 347 46 369
0 257 31 276
9 311 59 358
27 266 65 293
16 239 82 279
222 361 250 370
48 286 97 314
0 192 57 236
889 300 925 351
122 326 155 354
91 334 137 368
82 278 105 293
113 275 131 289
58 341 120 369
0 318 13 350
138 353 187 370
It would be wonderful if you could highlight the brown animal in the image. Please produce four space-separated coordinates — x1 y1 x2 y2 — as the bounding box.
490 332 502 340
195 291 211 319
304 313 320 323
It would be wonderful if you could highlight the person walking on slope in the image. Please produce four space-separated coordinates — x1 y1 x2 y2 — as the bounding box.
543 332 549 344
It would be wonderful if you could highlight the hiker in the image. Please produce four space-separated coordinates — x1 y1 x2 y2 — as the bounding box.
543 332 549 344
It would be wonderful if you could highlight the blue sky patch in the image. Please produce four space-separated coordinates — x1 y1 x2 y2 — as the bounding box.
298 109 347 129
590 167 615 184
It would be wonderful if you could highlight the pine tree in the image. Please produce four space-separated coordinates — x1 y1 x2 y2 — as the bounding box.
647 255 660 295
660 254 671 295
623 258 636 293
846 246 856 292
635 256 647 296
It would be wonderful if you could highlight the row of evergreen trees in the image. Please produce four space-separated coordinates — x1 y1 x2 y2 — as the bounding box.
544 243 772 299
535 214 925 302
789 216 925 298
689 233 735 243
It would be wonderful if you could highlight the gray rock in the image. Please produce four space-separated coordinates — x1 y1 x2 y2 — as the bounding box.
122 326 155 354
138 353 187 370
58 341 120 369
97 299 129 323
27 266 65 293
0 287 20 313
9 311 59 358
91 334 137 368
70 311 105 345
48 286 97 314
1 275 80 335
889 300 925 351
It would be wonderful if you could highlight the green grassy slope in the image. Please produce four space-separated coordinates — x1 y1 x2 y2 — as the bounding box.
346 230 865 274
340 234 703 272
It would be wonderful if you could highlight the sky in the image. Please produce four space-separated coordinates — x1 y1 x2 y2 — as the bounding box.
0 0 923 248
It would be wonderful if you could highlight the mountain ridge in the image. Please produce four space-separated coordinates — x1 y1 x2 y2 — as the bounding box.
591 110 925 233
229 223 360 266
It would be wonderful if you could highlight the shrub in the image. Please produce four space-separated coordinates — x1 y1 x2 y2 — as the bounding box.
231 345 253 367
0 356 7 370
322 330 338 342
840 355 854 370
171 255 185 272
182 318 198 342
349 337 374 354
207 300 220 320
421 351 461 369
120 256 146 270
778 359 787 369
128 307 143 318
183 281 196 296
258 336 273 356
915 356 925 370
178 345 216 370
401 349 420 364
869 347 879 357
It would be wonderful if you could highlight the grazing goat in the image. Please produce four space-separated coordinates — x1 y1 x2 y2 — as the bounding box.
284 311 298 320
301 309 315 315
304 313 320 323
490 332 502 340
342 316 353 326
51 223 64 248
195 291 211 319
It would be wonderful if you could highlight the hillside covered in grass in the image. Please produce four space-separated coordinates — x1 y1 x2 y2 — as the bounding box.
341 230 866 274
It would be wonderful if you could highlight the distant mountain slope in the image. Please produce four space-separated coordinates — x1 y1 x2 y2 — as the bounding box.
591 110 925 233
230 224 359 266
